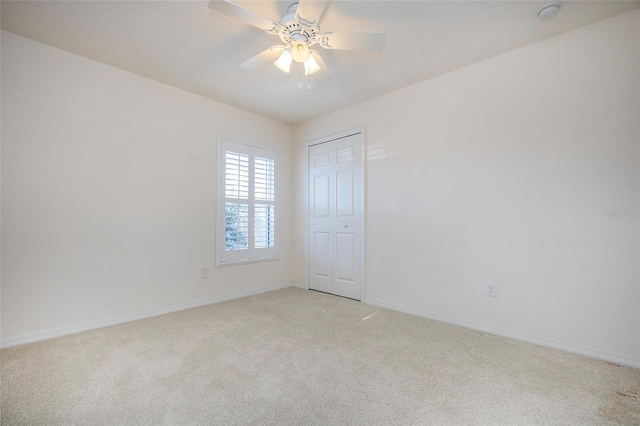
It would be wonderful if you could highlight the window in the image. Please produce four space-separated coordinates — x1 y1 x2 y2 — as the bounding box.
217 137 278 266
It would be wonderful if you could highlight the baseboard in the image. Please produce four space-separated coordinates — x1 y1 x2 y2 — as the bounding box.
1 283 293 349
362 297 640 369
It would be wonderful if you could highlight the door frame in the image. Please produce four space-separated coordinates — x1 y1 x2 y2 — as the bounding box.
305 127 365 300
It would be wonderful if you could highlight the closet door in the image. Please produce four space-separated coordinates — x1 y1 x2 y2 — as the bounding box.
308 132 363 300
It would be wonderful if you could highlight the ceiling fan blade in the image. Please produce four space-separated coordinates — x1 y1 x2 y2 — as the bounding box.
295 0 328 29
319 31 386 51
310 51 333 83
240 46 285 70
208 0 281 34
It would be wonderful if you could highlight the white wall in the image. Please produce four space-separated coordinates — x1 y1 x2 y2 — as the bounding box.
1 31 294 342
294 10 640 364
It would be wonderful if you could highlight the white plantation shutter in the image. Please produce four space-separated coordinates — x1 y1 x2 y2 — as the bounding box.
254 155 276 250
225 152 249 199
224 151 249 253
254 157 275 201
217 138 278 266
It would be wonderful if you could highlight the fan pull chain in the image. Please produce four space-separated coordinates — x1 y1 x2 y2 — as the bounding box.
298 62 302 90
308 70 311 91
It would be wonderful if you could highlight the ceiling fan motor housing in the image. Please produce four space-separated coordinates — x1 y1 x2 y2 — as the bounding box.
278 3 319 47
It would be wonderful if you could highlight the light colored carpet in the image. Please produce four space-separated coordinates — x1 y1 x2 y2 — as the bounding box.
1 287 639 425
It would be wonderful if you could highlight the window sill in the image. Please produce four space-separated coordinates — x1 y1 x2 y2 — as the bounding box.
216 256 279 268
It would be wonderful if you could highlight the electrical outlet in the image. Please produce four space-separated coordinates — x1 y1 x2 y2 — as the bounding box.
201 267 209 279
486 283 497 297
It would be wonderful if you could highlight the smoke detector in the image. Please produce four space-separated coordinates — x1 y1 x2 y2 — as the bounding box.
537 2 562 21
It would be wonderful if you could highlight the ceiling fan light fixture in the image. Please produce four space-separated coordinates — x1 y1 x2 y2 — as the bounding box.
274 49 293 73
304 54 321 75
290 39 310 63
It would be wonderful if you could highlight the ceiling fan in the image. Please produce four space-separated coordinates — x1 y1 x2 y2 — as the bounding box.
207 0 386 87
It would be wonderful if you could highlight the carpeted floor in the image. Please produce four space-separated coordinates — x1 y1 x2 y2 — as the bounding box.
1 287 639 425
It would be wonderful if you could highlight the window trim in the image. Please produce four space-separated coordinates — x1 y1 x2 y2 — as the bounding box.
216 136 279 267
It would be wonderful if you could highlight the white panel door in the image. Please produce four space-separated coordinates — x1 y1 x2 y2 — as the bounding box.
308 132 363 300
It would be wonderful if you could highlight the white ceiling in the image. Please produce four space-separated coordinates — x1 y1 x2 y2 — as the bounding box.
2 0 638 125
